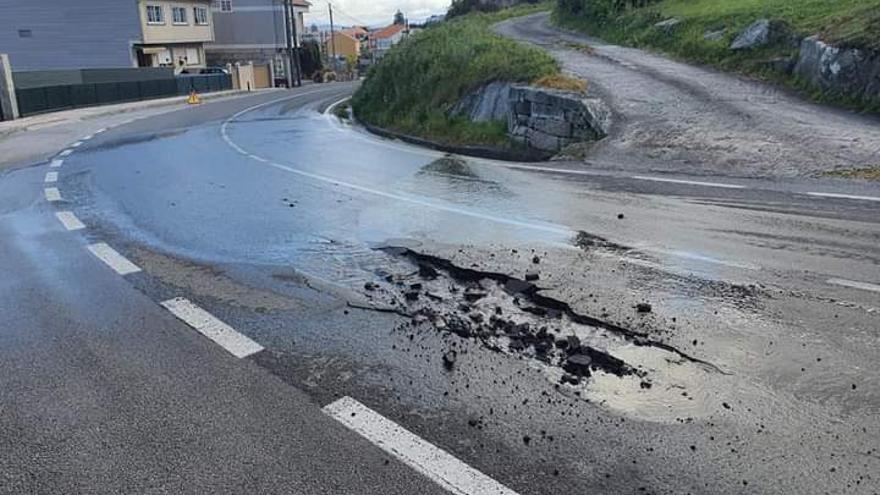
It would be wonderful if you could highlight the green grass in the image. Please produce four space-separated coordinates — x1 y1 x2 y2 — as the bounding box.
553 0 880 111
352 2 559 147
822 166 880 181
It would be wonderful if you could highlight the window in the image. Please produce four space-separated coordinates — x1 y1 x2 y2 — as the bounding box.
146 5 164 24
219 0 232 12
194 6 209 25
172 7 188 24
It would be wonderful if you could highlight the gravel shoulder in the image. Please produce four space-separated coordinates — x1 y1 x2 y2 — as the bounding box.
495 13 880 179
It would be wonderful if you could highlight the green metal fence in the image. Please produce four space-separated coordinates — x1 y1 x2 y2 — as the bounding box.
16 74 232 117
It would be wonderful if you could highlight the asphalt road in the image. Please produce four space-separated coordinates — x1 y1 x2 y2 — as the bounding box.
1 37 879 495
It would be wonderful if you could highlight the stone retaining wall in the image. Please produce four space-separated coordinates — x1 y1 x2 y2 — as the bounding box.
451 83 611 153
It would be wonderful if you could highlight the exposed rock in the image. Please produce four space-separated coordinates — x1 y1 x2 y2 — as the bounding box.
703 28 726 41
730 19 791 51
794 36 880 103
653 18 681 35
524 271 540 282
449 81 512 122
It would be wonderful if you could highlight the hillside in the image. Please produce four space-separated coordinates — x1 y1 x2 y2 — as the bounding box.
554 0 880 111
351 3 559 147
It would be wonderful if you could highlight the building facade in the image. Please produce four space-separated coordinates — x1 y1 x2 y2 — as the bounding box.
0 0 214 71
206 0 309 75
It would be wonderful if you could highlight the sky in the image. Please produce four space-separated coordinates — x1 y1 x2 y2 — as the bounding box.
306 0 451 27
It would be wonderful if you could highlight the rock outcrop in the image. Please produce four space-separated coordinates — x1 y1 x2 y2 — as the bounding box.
794 36 880 103
450 81 511 122
730 19 791 50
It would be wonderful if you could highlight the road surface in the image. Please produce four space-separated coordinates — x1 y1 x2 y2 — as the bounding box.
1 23 879 495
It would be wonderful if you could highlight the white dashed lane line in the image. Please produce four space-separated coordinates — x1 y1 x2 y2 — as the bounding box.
806 192 880 203
632 176 745 189
44 188 62 202
44 171 58 183
58 149 73 157
70 141 83 148
50 159 63 168
325 397 520 495
160 297 264 358
828 278 880 293
87 243 141 275
55 211 85 231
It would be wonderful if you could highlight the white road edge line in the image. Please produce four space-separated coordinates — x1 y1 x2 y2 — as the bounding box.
827 278 880 293
44 171 58 183
86 242 141 275
806 192 880 203
160 297 264 358
95 127 107 134
324 396 520 495
632 175 746 189
70 141 83 148
55 211 85 231
50 159 63 168
221 91 573 237
58 149 73 157
44 187 62 202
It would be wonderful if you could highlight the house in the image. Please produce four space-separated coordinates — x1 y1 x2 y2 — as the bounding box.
0 0 214 70
368 23 408 59
324 31 361 60
207 0 310 75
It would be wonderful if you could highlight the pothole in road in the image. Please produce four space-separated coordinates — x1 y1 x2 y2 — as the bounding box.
355 246 729 421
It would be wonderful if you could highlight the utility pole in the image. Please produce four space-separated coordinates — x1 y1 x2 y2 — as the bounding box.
282 0 295 88
288 0 302 86
328 3 337 69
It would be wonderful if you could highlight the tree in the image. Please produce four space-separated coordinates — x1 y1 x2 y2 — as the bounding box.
393 10 405 25
299 39 323 77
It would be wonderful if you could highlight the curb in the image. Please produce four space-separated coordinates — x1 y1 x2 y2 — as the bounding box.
358 120 552 163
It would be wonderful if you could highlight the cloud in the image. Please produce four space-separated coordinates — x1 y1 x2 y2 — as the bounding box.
307 0 450 26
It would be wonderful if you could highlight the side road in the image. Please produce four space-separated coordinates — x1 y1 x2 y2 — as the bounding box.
495 13 880 179
0 88 282 171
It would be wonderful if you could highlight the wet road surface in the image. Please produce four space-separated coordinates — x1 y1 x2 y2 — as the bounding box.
1 76 879 494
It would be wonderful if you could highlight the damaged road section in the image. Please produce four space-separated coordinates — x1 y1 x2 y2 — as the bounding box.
355 247 724 392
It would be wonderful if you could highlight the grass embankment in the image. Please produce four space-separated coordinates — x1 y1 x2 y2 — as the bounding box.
553 0 880 111
352 3 560 147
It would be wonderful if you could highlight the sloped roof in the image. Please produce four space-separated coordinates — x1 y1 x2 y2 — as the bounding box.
371 23 406 40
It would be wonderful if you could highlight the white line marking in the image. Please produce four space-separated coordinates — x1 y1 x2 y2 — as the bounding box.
50 159 63 168
828 278 880 293
160 297 264 358
87 243 141 275
58 149 73 157
44 171 58 183
324 397 519 495
55 211 85 231
70 141 83 148
806 192 880 202
44 187 61 202
632 176 745 189
82 134 94 141
95 127 107 134
221 90 573 237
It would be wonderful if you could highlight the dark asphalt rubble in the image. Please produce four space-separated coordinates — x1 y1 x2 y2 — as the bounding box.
363 247 722 387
